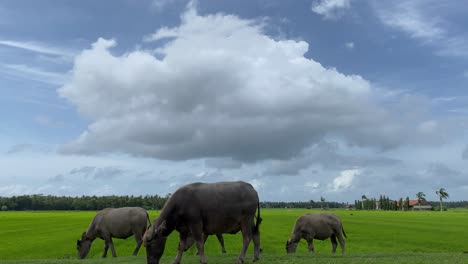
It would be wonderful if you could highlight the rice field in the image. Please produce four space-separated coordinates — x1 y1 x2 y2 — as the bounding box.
1 209 467 263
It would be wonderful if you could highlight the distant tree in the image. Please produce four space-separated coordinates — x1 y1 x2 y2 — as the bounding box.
405 196 410 211
320 196 326 209
399 197 404 211
1 205 7 211
416 192 426 205
436 188 449 212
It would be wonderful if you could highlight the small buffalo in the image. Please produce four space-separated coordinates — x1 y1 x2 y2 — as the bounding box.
77 207 150 259
286 213 347 254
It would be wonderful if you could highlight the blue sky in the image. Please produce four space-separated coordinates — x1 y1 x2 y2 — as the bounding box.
1 0 468 202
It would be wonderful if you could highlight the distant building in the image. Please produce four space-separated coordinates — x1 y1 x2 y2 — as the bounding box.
408 199 433 211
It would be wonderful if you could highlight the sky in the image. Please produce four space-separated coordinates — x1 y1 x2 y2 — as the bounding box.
1 0 468 202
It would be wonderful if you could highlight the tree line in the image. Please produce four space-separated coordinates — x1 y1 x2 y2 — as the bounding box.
1 194 467 211
0 195 349 211
0 194 170 211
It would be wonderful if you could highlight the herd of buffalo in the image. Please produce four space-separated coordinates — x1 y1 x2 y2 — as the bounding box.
76 181 347 264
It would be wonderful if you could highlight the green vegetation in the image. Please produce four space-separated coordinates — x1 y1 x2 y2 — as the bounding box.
1 209 468 263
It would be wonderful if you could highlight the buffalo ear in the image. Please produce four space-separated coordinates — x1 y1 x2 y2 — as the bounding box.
156 220 167 234
144 226 155 241
77 240 81 246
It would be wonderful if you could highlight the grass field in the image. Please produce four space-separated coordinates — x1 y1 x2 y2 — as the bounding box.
1 209 468 263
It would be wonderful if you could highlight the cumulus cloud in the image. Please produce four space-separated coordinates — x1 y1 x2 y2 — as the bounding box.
59 5 435 162
311 0 351 20
329 168 359 191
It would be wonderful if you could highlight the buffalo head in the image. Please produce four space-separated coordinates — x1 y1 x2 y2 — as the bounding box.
77 232 92 259
144 221 168 264
285 239 298 254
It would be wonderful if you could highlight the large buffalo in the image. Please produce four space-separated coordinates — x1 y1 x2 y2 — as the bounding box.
77 207 150 259
144 181 262 264
286 213 346 254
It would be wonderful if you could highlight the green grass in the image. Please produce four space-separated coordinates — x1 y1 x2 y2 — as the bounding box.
1 209 468 263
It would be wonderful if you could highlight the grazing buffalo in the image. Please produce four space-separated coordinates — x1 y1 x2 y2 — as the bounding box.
77 207 150 259
184 233 227 254
144 181 262 264
286 213 347 254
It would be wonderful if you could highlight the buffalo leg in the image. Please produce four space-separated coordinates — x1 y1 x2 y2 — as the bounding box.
132 234 143 256
252 227 260 262
196 233 209 255
330 235 338 254
238 220 253 264
108 238 117 257
102 240 109 258
336 232 346 254
216 234 227 254
191 224 207 264
307 239 314 252
173 232 188 264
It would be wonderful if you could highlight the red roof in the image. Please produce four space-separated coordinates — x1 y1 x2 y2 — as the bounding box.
396 199 426 206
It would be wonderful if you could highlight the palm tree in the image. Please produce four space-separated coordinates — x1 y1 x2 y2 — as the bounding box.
320 196 325 209
436 188 449 211
360 195 367 209
416 192 426 205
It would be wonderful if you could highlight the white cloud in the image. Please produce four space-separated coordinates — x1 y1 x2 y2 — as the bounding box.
374 1 468 57
0 39 75 58
305 181 320 189
345 42 354 49
311 0 351 20
59 6 426 162
329 169 359 191
151 0 177 12
376 2 443 40
1 64 67 85
195 171 207 178
249 178 265 191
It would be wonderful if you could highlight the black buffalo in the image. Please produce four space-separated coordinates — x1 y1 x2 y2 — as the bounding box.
144 181 262 264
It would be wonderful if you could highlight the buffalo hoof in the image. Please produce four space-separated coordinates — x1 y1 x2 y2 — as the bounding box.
236 258 244 264
252 256 259 262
